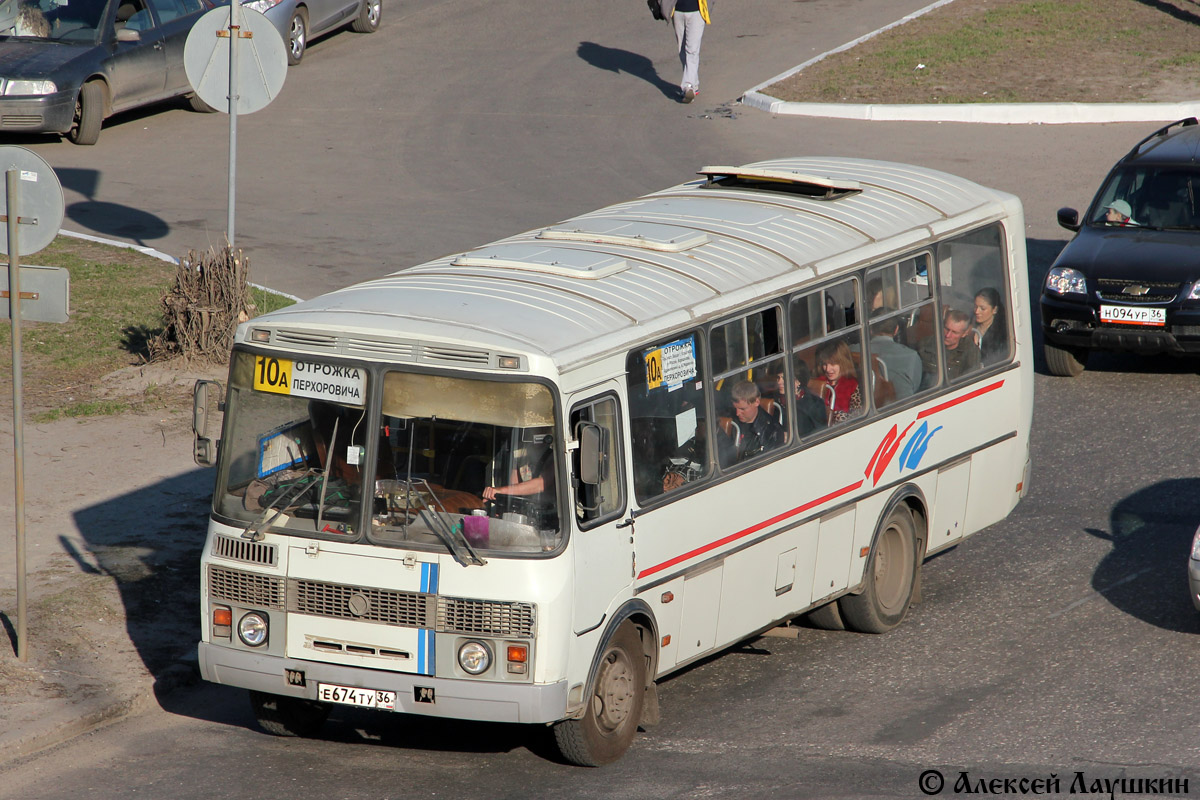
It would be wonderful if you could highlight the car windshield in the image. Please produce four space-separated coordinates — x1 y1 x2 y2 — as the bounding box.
0 0 113 41
212 351 563 557
1091 166 1200 231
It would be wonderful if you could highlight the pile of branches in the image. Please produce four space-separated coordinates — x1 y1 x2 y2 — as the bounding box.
149 246 255 363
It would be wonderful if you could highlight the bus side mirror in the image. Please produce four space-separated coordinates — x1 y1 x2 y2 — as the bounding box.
578 423 606 486
193 380 224 467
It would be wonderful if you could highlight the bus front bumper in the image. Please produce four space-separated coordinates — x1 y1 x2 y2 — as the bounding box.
199 642 569 725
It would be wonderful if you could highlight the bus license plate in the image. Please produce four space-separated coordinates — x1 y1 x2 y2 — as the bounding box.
317 683 397 710
1100 304 1165 326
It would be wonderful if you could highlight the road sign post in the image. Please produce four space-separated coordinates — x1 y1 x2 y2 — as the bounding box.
0 147 64 662
185 4 287 249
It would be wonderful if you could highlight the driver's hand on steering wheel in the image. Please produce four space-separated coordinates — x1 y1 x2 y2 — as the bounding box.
482 485 506 501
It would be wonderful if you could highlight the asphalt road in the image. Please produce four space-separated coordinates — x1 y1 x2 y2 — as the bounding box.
4 0 1200 797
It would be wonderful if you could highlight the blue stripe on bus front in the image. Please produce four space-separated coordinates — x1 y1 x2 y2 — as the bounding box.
420 562 439 594
417 629 436 675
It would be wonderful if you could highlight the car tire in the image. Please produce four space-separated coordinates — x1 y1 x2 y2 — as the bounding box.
188 93 217 113
552 622 645 766
838 506 918 634
1044 341 1088 377
248 690 329 737
351 0 380 33
286 8 308 65
67 81 104 146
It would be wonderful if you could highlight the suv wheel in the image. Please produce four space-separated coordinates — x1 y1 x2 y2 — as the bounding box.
1044 341 1088 377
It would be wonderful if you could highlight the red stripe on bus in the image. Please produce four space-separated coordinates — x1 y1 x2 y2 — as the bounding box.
916 379 1004 419
636 480 865 579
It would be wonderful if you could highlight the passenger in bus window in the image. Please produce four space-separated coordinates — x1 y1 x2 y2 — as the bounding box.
717 380 785 466
971 287 1008 365
814 340 863 424
869 309 923 401
776 361 827 436
918 309 981 388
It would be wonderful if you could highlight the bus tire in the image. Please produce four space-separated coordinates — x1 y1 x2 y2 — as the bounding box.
839 506 918 633
553 622 645 766
249 690 329 737
1044 341 1087 377
805 600 846 631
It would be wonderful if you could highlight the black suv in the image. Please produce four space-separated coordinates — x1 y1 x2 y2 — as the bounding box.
1041 117 1200 376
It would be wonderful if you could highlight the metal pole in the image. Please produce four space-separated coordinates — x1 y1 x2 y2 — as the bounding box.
7 169 27 662
227 0 239 248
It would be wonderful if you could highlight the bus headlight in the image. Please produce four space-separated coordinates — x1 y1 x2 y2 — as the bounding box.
458 641 492 675
1044 267 1087 296
238 612 269 647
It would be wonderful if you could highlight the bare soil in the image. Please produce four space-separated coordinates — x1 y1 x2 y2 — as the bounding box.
769 0 1200 105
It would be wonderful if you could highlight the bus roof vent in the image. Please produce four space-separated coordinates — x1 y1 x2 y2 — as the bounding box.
538 219 709 252
452 244 629 280
698 165 862 199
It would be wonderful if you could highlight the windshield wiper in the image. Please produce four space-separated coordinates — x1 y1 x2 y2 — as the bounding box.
241 468 320 541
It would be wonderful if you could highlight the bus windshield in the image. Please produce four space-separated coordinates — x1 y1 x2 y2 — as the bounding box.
212 351 562 556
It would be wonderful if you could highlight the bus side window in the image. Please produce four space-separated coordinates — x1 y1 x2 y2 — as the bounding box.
570 396 624 526
931 225 1009 382
625 332 709 504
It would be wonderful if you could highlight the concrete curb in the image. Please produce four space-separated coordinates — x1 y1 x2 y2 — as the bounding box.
739 91 1200 125
56 228 304 302
1 656 199 766
739 0 1200 126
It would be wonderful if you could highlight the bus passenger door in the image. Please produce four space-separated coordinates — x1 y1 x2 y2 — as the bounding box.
569 390 632 635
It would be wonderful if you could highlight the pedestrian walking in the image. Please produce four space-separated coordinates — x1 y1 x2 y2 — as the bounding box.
656 0 710 103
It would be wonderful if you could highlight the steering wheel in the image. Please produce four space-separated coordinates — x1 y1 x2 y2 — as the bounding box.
483 494 539 521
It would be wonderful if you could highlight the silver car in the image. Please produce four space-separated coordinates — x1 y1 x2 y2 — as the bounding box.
239 0 378 65
1190 526 1200 611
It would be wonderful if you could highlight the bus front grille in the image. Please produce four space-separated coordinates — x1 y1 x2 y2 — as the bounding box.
288 579 433 628
209 566 286 609
437 597 536 638
211 568 536 638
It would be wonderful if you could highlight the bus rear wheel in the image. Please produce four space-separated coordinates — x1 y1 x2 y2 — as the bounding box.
249 690 330 737
839 506 918 633
553 622 645 766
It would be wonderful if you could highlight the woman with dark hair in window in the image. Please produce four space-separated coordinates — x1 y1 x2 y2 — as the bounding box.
972 287 1007 365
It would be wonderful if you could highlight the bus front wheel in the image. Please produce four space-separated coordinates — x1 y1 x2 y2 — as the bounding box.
839 507 918 633
553 622 645 766
249 690 330 737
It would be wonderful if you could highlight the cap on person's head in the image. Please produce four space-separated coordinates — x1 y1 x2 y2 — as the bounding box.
1106 199 1132 218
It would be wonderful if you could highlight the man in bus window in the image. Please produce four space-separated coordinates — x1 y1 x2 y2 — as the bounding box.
869 309 923 400
918 309 981 388
718 380 785 466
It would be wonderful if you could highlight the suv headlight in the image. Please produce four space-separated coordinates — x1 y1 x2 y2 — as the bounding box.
1187 281 1200 301
1045 267 1087 296
4 80 57 96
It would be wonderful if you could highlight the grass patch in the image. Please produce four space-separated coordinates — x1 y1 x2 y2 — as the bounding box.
770 0 1200 105
0 237 295 417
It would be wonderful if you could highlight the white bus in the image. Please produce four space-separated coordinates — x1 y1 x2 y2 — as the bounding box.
193 158 1032 766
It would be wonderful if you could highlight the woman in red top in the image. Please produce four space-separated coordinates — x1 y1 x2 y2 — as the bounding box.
814 340 863 424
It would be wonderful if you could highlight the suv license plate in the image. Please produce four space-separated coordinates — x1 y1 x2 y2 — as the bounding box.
1100 304 1165 326
317 683 397 710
